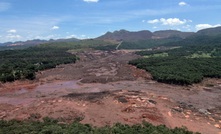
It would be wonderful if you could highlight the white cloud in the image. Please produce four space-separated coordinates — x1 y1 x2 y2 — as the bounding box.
182 25 192 31
195 24 221 31
148 18 189 26
0 16 67 42
34 34 61 40
6 34 22 39
0 2 10 12
179 2 187 6
65 34 77 39
83 0 99 3
7 29 17 33
160 18 187 26
147 19 159 24
51 26 59 30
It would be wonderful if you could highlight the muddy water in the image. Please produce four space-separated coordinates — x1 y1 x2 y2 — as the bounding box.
34 81 79 94
0 80 79 105
0 97 36 105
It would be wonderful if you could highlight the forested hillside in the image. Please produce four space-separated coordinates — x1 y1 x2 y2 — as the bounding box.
118 37 181 50
0 39 114 82
130 34 221 85
0 46 77 82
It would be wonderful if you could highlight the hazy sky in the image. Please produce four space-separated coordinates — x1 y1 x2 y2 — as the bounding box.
0 0 221 42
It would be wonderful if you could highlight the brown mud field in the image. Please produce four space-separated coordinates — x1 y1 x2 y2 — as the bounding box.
0 50 221 134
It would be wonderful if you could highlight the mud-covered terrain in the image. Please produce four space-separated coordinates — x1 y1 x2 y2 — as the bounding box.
0 50 221 134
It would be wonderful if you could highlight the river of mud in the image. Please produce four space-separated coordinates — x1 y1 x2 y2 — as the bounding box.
0 80 79 105
0 50 220 134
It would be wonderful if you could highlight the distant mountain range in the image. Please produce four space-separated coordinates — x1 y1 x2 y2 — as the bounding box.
97 26 221 41
1 26 221 47
196 26 221 36
0 38 79 47
97 29 194 41
97 30 153 41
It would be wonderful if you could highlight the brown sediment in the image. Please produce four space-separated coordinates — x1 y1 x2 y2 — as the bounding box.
0 50 220 134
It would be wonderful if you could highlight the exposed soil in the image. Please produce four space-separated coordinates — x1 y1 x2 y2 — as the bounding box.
0 50 221 134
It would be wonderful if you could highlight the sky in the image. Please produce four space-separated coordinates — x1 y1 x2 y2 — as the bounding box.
0 0 221 43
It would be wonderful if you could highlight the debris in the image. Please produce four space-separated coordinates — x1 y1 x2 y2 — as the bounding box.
159 97 168 100
185 115 190 118
199 109 211 115
186 112 191 115
140 97 149 100
142 114 148 118
168 111 172 117
123 118 128 122
0 112 7 119
178 102 187 108
117 96 128 103
121 107 135 113
14 108 20 111
131 104 138 108
29 113 41 120
209 117 215 122
148 100 157 105
136 98 142 102
172 107 183 113
195 117 200 120
214 124 220 128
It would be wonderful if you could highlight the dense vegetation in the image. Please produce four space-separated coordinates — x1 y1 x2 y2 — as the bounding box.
93 44 117 51
118 37 181 50
130 35 221 85
39 39 114 50
0 45 31 51
0 39 115 82
0 39 114 51
92 38 181 51
129 57 221 85
163 34 221 48
0 118 198 134
0 46 77 82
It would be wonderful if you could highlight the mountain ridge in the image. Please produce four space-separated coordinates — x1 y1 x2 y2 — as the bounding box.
1 26 221 47
0 38 79 47
196 26 221 36
97 29 194 41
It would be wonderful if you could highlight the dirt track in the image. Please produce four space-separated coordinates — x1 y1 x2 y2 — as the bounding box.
0 50 221 134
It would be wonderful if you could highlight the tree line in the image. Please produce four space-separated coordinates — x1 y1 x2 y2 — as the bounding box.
130 35 221 85
0 118 198 134
0 46 77 82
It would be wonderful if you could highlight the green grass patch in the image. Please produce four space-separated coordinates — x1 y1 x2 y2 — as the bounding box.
187 52 212 58
143 52 168 58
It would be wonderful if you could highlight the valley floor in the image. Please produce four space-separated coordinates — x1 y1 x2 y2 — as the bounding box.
0 50 220 134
